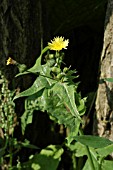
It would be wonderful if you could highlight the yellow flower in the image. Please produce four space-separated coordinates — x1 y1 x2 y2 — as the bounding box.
6 57 16 65
48 36 69 51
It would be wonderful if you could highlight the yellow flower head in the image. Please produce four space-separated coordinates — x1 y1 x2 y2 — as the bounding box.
48 36 69 51
6 57 16 65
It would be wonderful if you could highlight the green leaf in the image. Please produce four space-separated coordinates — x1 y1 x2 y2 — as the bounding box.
15 46 49 77
75 93 86 115
82 147 100 170
35 80 85 144
20 91 43 134
17 59 85 144
21 110 33 135
40 88 81 144
101 160 113 170
104 78 113 83
19 140 39 150
21 145 64 170
75 135 113 148
68 142 87 157
28 46 49 73
96 144 113 157
14 77 44 100
14 63 56 100
15 71 33 77
83 158 98 170
14 75 55 100
66 120 80 145
53 82 81 120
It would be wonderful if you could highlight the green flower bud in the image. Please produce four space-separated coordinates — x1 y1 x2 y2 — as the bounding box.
63 67 69 73
56 73 64 79
17 64 27 73
49 54 54 59
51 67 61 73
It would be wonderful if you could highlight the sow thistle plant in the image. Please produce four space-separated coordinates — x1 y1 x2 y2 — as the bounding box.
6 37 113 170
13 36 85 142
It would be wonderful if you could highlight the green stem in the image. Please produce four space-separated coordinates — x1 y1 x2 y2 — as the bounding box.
79 129 95 170
86 146 95 170
72 153 76 170
55 51 60 58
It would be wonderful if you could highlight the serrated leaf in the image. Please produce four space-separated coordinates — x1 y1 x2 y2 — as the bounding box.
43 91 81 144
66 120 80 145
36 82 85 144
37 89 50 112
77 98 86 115
14 75 55 100
75 135 113 148
20 91 44 134
13 77 45 100
53 82 81 120
75 93 86 115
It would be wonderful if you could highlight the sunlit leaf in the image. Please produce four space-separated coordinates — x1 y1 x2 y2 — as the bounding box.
20 145 63 170
96 144 113 157
75 135 113 148
53 82 81 120
14 75 55 100
68 142 87 157
101 160 113 170
28 46 49 73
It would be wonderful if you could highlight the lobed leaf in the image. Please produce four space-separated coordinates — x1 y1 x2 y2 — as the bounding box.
14 75 55 100
53 82 81 120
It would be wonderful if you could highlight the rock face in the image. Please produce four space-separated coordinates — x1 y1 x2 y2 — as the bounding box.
95 0 113 141
0 0 42 68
